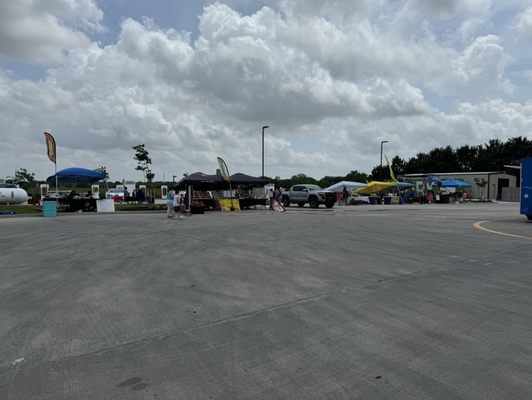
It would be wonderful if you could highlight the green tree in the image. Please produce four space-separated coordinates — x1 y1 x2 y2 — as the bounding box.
146 171 155 184
268 173 318 190
290 173 316 184
475 139 504 171
456 145 480 171
405 152 433 173
344 170 369 183
15 168 36 191
390 157 407 177
95 166 109 181
369 136 532 179
503 136 532 165
370 165 388 181
318 176 344 189
132 144 154 183
427 146 458 172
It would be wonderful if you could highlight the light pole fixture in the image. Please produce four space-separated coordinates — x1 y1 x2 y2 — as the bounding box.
380 140 388 169
262 125 269 178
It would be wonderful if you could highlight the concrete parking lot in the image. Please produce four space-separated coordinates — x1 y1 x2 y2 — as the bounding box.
1 202 531 399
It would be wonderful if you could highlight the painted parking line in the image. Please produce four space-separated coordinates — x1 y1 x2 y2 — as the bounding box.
473 220 532 241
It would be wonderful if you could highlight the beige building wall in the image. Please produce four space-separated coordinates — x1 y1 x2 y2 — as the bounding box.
436 173 516 200
402 172 517 200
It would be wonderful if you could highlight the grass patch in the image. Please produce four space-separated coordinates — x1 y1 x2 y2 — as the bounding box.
0 203 166 215
0 204 40 215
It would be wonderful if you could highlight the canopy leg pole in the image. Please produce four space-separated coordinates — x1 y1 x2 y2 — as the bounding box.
188 185 192 215
229 181 234 211
55 163 58 198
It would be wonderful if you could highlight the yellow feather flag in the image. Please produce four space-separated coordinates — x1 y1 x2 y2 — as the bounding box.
384 154 397 182
217 157 230 182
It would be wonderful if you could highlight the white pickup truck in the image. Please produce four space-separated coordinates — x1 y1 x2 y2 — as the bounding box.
281 184 336 208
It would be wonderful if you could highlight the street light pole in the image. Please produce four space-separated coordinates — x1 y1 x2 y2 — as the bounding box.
262 125 269 178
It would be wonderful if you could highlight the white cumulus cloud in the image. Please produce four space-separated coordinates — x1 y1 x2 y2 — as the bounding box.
0 1 531 181
516 6 532 41
0 0 104 64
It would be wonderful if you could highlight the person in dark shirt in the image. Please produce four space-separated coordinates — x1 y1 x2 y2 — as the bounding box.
342 186 349 205
67 190 80 200
136 188 146 203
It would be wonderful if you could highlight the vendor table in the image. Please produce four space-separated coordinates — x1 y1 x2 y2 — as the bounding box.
45 198 97 212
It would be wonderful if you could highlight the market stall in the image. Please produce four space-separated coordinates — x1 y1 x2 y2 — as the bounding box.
173 172 268 211
229 173 268 208
45 167 106 212
354 181 414 204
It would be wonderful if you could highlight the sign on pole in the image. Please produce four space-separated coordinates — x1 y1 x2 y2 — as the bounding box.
217 157 230 182
44 132 56 164
217 157 235 210
44 132 58 196
385 153 403 204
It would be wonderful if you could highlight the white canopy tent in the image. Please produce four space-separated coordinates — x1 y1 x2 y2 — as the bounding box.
324 181 368 192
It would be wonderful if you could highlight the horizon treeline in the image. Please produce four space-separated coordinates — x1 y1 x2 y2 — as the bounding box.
271 136 532 189
6 136 532 190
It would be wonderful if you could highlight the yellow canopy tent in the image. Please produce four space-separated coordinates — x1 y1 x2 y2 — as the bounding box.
354 181 396 195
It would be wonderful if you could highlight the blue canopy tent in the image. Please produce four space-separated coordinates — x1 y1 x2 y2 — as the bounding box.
46 168 105 185
426 175 443 187
441 179 471 188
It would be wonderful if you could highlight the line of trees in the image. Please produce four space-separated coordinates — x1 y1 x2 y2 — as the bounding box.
272 136 532 188
372 136 532 179
270 170 370 191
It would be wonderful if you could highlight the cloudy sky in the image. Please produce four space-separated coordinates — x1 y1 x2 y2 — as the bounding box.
1 0 532 182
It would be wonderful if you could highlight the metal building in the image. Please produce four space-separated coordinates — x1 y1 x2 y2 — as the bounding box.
401 171 517 201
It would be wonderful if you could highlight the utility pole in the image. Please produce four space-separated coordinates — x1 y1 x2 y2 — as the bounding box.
262 125 269 178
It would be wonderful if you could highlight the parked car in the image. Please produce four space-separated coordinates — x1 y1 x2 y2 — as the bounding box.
281 184 336 208
105 188 125 203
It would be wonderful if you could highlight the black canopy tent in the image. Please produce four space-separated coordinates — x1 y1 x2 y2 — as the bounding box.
230 173 268 188
172 172 268 210
173 172 227 191
173 172 267 191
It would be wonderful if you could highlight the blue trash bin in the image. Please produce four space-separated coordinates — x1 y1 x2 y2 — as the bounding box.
42 200 57 218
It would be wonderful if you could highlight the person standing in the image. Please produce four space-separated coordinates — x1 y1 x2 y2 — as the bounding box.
342 186 350 206
179 193 186 217
136 188 145 203
166 189 175 218
173 190 181 219
269 188 275 210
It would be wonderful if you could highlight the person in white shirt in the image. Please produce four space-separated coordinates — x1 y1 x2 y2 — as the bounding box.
166 189 175 218
173 191 182 219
